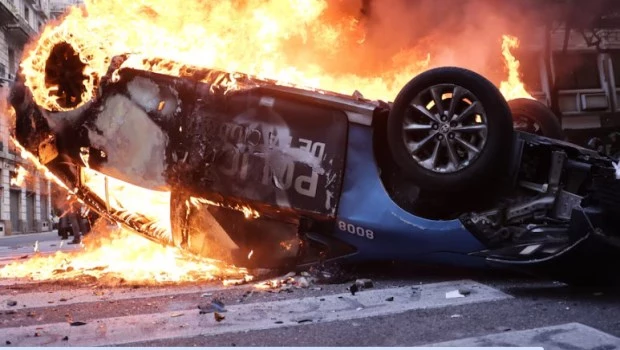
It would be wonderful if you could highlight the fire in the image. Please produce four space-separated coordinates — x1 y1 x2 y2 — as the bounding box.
20 0 432 112
189 196 260 220
10 166 28 187
80 167 172 240
499 34 535 100
0 222 251 285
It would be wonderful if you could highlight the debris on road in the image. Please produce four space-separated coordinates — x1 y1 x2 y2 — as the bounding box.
445 290 467 299
62 336 69 341
6 300 17 307
171 313 184 318
254 271 317 291
349 283 358 295
69 321 87 326
385 297 394 302
297 319 312 324
198 299 226 314
355 279 374 289
5 341 11 345
201 292 213 297
214 312 225 322
451 314 462 318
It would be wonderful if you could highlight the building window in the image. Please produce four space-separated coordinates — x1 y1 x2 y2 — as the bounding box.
553 52 601 90
609 53 620 88
8 49 15 79
24 5 30 23
0 63 5 79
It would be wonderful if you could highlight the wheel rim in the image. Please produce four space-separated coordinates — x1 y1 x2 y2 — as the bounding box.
402 84 488 173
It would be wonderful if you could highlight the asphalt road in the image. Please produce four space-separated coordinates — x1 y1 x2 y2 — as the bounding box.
1 234 620 348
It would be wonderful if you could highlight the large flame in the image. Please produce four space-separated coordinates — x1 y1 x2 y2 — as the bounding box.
499 34 535 100
0 222 251 285
21 0 433 112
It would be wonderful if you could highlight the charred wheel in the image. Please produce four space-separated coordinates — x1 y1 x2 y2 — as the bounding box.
387 67 514 192
44 42 88 110
508 98 565 140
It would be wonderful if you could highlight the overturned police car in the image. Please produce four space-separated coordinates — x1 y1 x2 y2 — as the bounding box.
10 51 620 285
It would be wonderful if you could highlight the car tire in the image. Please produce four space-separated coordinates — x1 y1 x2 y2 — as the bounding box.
508 98 565 140
387 67 514 191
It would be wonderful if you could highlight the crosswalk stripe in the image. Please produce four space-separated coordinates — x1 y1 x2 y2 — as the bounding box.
0 284 227 311
426 322 620 349
0 279 509 346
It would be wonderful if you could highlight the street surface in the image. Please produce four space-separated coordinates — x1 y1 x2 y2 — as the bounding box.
1 232 620 348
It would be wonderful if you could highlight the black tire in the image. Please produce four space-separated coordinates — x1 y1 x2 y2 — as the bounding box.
508 98 565 140
387 67 514 191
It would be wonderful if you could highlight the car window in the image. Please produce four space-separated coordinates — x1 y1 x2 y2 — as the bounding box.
553 52 601 90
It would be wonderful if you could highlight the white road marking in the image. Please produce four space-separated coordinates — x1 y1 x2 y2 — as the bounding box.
427 322 620 349
0 280 509 346
0 285 227 311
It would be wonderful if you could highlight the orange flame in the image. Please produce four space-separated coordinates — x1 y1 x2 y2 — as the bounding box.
499 34 534 100
10 166 28 187
0 222 252 285
20 0 433 112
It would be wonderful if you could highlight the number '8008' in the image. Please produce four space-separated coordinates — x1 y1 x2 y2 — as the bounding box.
337 221 374 240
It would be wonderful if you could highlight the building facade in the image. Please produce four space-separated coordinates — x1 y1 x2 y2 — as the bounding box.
0 0 81 235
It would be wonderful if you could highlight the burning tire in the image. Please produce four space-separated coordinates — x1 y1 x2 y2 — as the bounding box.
387 67 514 192
44 42 89 111
508 98 565 140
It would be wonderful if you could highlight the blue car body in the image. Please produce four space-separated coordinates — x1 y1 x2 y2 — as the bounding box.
334 124 486 267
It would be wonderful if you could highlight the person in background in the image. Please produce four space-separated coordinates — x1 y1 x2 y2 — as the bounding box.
68 202 88 244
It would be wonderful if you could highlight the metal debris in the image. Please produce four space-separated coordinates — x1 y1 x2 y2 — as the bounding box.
445 290 467 299
298 277 310 288
385 297 394 302
349 283 359 295
297 319 312 324
255 271 317 291
355 279 374 289
70 321 87 326
171 313 184 317
6 300 17 307
198 299 226 314
214 312 225 322
275 321 283 324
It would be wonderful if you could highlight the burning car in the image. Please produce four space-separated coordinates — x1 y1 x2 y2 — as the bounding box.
9 42 620 286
